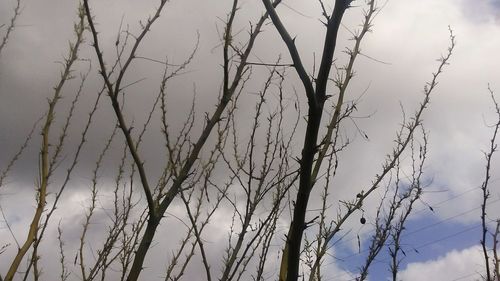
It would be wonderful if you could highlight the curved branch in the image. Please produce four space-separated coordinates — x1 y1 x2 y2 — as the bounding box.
261 0 315 106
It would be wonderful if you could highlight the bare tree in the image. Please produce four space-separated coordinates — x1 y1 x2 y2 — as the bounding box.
0 0 21 57
80 0 293 279
0 1 464 281
2 0 290 278
480 86 500 281
493 220 500 281
3 6 86 280
261 0 455 280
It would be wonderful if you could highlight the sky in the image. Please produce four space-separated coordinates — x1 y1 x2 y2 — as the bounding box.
1 0 500 280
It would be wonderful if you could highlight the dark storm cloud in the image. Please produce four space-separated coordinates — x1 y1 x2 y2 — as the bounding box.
0 0 233 181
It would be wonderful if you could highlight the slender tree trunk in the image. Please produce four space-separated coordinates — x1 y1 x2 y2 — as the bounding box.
269 1 349 280
285 106 323 281
126 215 160 281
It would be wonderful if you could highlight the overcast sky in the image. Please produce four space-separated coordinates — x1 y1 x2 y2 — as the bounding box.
1 0 500 280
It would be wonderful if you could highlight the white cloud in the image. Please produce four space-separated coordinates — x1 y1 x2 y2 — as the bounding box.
321 258 359 281
399 245 487 281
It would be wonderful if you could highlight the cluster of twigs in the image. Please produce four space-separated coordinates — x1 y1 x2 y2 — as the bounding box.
480 86 500 281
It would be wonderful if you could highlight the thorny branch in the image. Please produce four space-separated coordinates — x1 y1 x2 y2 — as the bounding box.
3 5 86 280
480 86 500 281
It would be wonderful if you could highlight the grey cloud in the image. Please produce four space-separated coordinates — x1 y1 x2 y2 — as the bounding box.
460 0 500 22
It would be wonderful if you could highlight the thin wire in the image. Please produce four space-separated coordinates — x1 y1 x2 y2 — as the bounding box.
324 224 483 281
405 198 500 237
336 200 499 261
449 271 485 281
331 188 496 249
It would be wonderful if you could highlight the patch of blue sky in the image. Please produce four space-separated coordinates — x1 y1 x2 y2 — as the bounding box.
490 0 500 9
329 213 485 280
